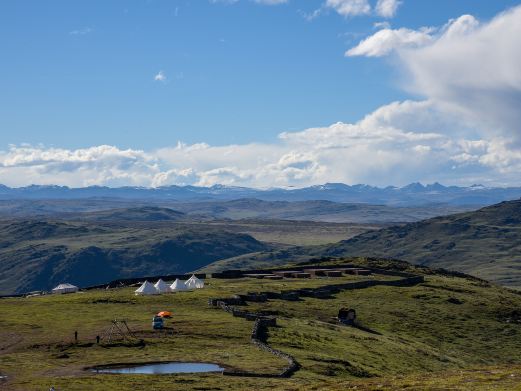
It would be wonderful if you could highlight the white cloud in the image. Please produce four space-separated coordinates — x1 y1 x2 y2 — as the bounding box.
374 21 391 29
400 8 521 142
2 99 520 188
325 0 371 17
154 71 167 82
346 27 434 57
346 14 480 57
375 0 401 18
439 14 480 39
0 145 159 188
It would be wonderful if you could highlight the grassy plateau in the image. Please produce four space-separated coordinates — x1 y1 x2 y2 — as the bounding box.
1 258 521 390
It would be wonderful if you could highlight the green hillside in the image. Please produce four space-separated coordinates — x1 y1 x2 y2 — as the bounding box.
323 199 521 289
206 200 521 289
0 220 268 294
1 258 521 390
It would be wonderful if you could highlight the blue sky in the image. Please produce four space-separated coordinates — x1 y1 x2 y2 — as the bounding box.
0 0 520 187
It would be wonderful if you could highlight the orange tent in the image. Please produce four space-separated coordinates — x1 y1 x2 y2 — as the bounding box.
157 311 173 318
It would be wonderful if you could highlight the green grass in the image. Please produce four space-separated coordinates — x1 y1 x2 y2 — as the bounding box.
2 262 521 390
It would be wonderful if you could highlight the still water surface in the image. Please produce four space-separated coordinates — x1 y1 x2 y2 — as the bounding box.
93 362 224 374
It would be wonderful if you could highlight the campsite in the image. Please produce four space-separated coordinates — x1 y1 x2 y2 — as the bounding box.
2 0 521 389
1 258 521 390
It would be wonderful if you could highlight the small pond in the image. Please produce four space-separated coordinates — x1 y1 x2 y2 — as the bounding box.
91 362 224 375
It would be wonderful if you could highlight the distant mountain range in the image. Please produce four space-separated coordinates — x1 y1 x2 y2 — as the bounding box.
1 182 521 206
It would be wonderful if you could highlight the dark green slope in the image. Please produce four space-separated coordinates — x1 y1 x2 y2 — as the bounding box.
323 199 521 288
0 220 268 294
205 200 521 289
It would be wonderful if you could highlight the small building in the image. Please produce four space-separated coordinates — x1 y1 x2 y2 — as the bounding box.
51 283 79 294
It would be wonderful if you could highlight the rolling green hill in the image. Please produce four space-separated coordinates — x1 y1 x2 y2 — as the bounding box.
1 258 521 390
0 219 268 295
205 200 521 289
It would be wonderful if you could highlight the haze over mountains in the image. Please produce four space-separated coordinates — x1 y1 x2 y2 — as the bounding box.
1 182 521 206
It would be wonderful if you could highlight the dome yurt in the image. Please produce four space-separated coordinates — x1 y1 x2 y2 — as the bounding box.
170 278 189 292
52 283 79 294
135 280 159 295
186 275 204 289
154 279 171 293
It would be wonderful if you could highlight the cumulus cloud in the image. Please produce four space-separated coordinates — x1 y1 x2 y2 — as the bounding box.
154 71 167 82
0 145 159 187
2 99 520 188
346 27 434 57
400 8 521 142
346 14 479 57
325 0 371 17
375 0 401 18
346 7 521 146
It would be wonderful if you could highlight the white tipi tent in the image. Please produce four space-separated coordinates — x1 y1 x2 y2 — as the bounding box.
186 275 204 289
135 280 158 295
170 278 189 292
154 279 171 293
52 283 79 294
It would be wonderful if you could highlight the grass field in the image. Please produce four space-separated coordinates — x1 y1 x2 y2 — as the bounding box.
200 219 379 246
1 260 521 390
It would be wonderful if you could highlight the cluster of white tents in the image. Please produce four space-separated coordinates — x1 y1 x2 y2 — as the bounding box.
134 275 204 295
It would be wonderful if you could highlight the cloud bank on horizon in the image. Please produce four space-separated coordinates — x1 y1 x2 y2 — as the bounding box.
1 3 520 188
